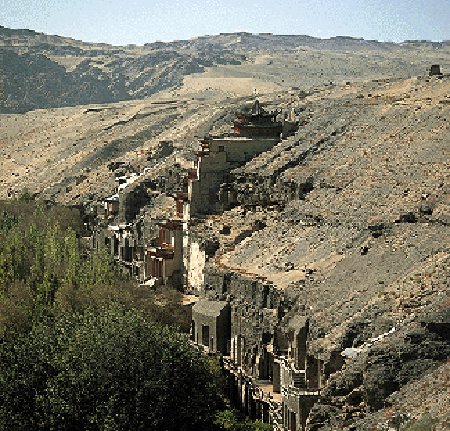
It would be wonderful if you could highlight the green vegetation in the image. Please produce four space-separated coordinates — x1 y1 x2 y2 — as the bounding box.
0 306 223 431
0 200 189 336
215 409 272 430
0 199 269 430
0 200 85 334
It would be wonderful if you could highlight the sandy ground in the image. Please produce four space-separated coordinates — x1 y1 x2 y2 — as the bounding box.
179 69 282 96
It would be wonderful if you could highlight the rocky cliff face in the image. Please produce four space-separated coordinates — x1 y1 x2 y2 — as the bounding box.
186 76 449 429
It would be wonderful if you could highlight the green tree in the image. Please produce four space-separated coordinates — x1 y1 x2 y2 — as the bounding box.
214 409 272 431
0 199 133 332
63 227 80 289
0 306 223 431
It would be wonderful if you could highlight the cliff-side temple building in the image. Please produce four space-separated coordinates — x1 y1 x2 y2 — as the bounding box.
233 100 283 138
188 100 293 217
144 220 184 286
94 100 298 289
92 99 334 430
192 298 231 355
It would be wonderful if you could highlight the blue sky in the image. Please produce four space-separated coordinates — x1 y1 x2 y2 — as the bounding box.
0 0 449 45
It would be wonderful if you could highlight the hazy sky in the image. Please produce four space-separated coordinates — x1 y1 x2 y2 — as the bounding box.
1 0 449 45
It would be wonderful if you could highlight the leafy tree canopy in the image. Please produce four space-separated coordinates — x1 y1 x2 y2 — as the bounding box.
0 199 190 337
0 306 223 431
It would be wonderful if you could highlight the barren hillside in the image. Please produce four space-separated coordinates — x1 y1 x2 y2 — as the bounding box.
191 75 449 430
0 92 252 202
2 26 450 113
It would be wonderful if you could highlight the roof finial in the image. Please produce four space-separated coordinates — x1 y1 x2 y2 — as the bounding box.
252 100 261 116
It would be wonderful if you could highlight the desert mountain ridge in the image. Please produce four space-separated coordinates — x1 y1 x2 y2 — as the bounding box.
2 24 449 48
1 25 450 113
